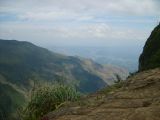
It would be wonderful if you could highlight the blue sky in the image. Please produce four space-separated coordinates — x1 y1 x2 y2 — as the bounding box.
0 0 160 47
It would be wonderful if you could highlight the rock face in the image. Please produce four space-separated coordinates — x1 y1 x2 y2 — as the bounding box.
139 23 160 71
44 68 160 120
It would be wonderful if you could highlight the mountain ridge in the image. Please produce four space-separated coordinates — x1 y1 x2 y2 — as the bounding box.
139 23 160 71
0 39 128 119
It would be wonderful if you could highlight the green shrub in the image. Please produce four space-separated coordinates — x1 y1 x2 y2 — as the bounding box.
20 84 81 120
99 79 124 95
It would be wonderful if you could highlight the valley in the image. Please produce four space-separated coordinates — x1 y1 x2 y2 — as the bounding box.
0 39 128 119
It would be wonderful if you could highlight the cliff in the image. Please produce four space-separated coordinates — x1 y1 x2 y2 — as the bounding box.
139 23 160 71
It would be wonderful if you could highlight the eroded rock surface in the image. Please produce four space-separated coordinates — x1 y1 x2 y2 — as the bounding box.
44 68 160 120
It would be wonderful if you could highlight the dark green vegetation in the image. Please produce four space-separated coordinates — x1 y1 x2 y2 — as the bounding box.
0 83 26 120
0 39 128 119
0 39 107 92
20 84 80 120
139 23 160 71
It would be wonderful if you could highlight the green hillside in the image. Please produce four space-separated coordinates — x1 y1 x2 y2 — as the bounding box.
0 39 107 92
0 39 128 119
0 83 26 120
139 23 160 71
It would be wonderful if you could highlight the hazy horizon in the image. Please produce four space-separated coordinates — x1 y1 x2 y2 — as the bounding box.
0 0 160 72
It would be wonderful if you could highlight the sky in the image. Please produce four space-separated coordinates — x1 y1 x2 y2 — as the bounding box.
0 0 160 47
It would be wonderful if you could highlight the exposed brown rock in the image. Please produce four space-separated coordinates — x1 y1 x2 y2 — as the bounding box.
44 68 160 120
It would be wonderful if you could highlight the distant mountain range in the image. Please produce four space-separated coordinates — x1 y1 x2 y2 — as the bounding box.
0 39 128 119
49 45 141 72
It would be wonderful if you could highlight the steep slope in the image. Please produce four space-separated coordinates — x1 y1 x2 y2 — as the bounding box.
44 68 160 120
0 39 128 119
0 82 26 120
139 23 160 71
0 39 107 92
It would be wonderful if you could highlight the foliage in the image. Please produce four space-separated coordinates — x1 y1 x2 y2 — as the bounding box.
19 84 81 120
127 71 138 78
0 83 26 120
0 39 107 120
114 74 122 83
0 39 107 93
100 78 124 95
139 23 160 71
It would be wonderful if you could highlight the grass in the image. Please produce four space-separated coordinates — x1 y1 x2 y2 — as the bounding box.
19 84 81 120
99 79 125 95
76 78 126 108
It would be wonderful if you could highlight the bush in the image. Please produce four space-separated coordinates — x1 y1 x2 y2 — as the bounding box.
20 84 81 120
99 79 124 95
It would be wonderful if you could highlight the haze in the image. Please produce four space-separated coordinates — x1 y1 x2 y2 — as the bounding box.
0 0 160 71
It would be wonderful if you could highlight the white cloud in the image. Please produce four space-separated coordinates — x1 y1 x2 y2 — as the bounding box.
0 0 159 47
0 22 148 43
1 0 160 21
19 11 69 21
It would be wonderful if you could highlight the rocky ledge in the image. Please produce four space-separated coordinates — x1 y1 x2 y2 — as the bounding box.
43 68 160 120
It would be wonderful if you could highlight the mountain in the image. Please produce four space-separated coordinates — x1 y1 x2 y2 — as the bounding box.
0 39 128 119
43 24 160 120
139 23 160 71
50 46 139 72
